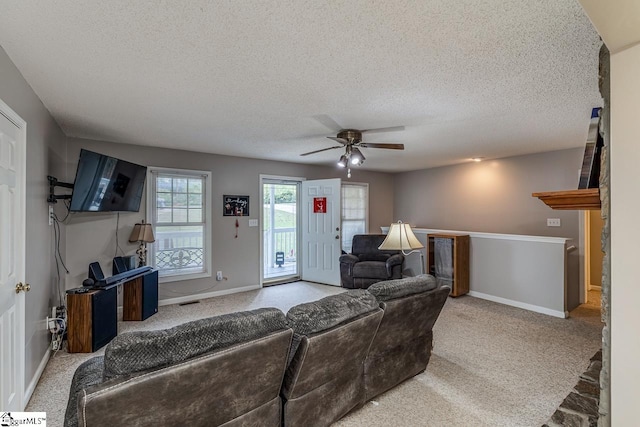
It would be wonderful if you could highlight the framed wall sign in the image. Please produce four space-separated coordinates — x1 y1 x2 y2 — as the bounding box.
223 195 249 216
313 197 327 213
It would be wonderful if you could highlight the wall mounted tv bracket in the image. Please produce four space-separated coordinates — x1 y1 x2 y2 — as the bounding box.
47 175 74 204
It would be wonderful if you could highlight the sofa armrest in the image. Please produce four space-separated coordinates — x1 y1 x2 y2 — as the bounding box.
339 254 359 265
64 356 105 427
385 254 404 275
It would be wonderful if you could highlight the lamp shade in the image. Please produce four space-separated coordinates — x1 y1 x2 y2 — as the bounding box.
378 221 423 251
129 221 155 243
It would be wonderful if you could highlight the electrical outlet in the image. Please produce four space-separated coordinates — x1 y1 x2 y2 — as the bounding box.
48 205 54 226
547 218 561 227
216 271 223 281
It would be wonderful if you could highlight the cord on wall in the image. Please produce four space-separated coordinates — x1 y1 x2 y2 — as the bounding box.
47 305 66 352
115 212 125 257
51 205 71 307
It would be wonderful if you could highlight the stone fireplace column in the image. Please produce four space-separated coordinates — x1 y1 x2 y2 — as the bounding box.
597 42 610 427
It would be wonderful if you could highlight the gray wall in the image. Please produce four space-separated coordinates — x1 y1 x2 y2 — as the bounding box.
65 137 395 300
393 148 585 310
0 46 67 387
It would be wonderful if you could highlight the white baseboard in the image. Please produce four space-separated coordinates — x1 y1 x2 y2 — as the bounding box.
158 284 262 307
24 348 50 407
467 291 568 319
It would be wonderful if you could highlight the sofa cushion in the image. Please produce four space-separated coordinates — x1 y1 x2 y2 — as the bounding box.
286 290 378 362
351 234 399 258
103 307 287 380
367 274 438 302
356 254 391 263
353 261 389 279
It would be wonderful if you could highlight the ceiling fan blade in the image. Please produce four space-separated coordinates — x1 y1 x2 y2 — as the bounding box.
327 136 349 145
312 114 344 132
359 143 405 150
300 146 343 156
361 126 405 134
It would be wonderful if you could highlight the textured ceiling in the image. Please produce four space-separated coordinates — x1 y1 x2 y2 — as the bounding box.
0 0 602 172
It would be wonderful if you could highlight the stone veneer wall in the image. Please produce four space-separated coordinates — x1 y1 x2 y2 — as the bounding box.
597 43 610 427
545 351 603 426
543 43 610 427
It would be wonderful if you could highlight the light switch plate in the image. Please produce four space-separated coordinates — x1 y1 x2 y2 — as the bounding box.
547 218 561 227
248 219 258 227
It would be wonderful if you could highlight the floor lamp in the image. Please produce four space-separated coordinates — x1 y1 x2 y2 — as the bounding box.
378 221 426 275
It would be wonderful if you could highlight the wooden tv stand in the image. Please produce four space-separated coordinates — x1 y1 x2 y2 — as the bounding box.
67 269 158 353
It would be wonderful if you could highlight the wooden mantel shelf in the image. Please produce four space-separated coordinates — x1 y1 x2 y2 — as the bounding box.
532 189 601 210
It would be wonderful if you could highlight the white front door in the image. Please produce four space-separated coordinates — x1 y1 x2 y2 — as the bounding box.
0 100 26 411
301 178 341 286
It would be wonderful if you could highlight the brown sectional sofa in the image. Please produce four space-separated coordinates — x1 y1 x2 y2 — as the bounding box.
365 276 450 400
64 275 449 427
282 291 383 427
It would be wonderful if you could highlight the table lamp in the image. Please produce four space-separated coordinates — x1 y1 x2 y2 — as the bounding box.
129 220 155 267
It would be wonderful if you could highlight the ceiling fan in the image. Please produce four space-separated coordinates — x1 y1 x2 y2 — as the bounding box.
300 124 405 178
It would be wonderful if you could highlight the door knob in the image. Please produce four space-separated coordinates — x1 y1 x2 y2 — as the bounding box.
15 282 31 293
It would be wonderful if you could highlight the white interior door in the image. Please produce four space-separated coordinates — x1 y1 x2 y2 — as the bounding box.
0 101 26 411
301 178 341 286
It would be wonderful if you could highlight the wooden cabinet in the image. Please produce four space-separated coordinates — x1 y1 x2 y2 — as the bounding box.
123 270 158 321
427 233 469 297
67 287 117 353
67 269 158 352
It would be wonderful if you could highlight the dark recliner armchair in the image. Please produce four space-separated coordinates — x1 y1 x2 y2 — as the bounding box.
339 234 404 289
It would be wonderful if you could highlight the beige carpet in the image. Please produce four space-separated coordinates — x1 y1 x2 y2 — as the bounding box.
26 282 602 427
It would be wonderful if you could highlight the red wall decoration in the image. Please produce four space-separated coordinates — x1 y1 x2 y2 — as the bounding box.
313 197 327 213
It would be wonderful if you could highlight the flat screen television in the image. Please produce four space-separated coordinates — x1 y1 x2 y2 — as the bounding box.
69 149 147 212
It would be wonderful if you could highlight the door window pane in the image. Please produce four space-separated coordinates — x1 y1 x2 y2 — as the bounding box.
263 182 298 282
341 184 368 253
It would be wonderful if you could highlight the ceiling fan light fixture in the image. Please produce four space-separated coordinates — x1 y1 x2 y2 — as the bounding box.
337 154 348 168
350 147 365 165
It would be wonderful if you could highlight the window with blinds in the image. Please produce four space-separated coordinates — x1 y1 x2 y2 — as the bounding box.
341 183 369 253
147 168 211 281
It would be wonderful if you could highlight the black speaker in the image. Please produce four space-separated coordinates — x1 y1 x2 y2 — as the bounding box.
88 262 105 282
113 256 138 274
124 255 137 270
113 257 127 275
141 270 159 320
91 287 117 351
